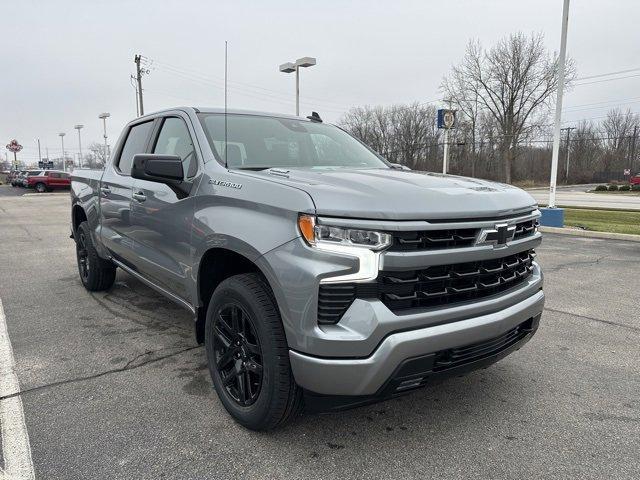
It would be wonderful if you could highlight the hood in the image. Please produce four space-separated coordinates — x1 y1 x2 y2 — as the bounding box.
239 168 537 220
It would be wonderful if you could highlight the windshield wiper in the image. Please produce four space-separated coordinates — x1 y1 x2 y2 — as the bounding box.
234 166 272 171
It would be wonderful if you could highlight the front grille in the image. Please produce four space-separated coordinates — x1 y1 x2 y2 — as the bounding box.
390 228 477 251
432 318 534 371
388 216 538 252
317 250 536 324
377 249 536 313
513 219 539 240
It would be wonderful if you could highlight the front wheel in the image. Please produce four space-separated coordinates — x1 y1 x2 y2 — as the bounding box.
35 182 47 193
205 273 302 430
75 221 116 291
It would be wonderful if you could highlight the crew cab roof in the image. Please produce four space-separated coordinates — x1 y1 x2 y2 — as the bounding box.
139 106 313 122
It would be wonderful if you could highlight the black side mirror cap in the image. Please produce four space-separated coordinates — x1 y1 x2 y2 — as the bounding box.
131 154 184 183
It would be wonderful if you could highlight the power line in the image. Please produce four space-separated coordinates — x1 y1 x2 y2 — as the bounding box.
576 67 640 81
573 73 640 87
143 56 348 112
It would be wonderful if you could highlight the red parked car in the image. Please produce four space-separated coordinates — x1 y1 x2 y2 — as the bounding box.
24 170 71 193
630 174 640 186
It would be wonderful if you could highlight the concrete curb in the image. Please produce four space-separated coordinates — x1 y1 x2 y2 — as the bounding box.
539 226 640 243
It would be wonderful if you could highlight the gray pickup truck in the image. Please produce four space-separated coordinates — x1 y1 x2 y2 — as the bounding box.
71 107 544 430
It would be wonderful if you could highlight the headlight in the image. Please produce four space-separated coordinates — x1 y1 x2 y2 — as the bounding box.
298 215 391 251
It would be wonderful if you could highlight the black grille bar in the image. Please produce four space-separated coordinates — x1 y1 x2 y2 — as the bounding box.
388 218 538 252
317 249 536 324
377 249 536 313
432 318 534 371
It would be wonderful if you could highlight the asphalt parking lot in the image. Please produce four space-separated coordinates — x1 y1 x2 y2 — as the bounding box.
0 194 638 479
0 185 33 197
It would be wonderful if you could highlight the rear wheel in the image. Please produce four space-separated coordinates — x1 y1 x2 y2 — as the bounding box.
205 273 302 430
75 221 116 291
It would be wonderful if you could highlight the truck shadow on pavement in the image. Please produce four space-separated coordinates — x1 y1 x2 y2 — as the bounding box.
66 268 538 461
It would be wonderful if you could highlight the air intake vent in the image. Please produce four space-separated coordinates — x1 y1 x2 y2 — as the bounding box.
317 284 356 325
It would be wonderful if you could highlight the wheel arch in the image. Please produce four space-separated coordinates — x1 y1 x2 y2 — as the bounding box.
195 247 276 344
72 204 88 235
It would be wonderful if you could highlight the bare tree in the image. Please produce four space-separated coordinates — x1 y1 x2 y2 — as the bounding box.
340 103 440 169
86 142 108 169
443 33 574 183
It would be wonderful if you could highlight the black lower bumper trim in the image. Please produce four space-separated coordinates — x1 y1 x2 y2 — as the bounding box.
303 314 541 413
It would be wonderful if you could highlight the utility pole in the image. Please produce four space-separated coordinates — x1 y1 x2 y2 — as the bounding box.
134 54 145 116
561 126 575 183
36 138 42 164
629 125 638 173
131 75 139 117
442 98 453 174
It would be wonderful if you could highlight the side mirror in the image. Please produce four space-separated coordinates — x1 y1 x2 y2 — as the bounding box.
390 163 411 171
131 154 184 184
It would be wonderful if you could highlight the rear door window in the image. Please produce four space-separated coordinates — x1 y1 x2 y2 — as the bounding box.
117 121 154 175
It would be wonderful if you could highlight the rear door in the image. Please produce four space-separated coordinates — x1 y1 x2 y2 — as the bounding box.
99 119 154 267
129 114 199 301
48 171 62 188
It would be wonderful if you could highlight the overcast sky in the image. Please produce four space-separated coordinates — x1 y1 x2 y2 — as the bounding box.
3 0 639 164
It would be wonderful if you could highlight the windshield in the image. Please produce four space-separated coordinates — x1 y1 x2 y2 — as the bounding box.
198 113 388 170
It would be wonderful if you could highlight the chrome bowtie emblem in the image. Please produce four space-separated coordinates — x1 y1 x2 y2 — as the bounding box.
476 223 516 247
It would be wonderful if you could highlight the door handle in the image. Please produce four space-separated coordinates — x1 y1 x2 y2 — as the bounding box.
132 191 146 202
100 186 111 196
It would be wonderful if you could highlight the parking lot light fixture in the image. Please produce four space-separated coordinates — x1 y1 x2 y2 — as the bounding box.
278 57 317 116
99 113 110 162
74 124 84 167
58 132 66 172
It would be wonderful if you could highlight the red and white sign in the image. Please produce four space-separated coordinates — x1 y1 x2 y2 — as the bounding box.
6 139 23 153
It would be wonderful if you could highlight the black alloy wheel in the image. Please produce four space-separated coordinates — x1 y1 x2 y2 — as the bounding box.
212 303 263 406
76 229 90 283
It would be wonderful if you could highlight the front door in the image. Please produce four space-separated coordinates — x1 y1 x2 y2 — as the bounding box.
99 120 154 267
129 115 199 302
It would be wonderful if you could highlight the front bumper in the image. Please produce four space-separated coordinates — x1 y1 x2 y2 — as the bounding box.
290 288 544 397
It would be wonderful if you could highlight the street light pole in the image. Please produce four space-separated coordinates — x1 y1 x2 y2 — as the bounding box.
74 124 84 168
279 57 316 116
548 0 571 209
99 113 110 164
58 133 66 172
36 138 42 164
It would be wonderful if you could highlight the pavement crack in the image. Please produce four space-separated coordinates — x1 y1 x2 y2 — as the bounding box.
544 255 607 272
544 307 640 333
0 345 203 401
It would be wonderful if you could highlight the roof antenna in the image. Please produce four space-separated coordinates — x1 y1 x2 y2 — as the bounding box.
224 40 228 168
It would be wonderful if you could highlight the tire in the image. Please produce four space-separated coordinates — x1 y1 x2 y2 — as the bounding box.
205 273 302 430
75 221 116 291
35 182 46 193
